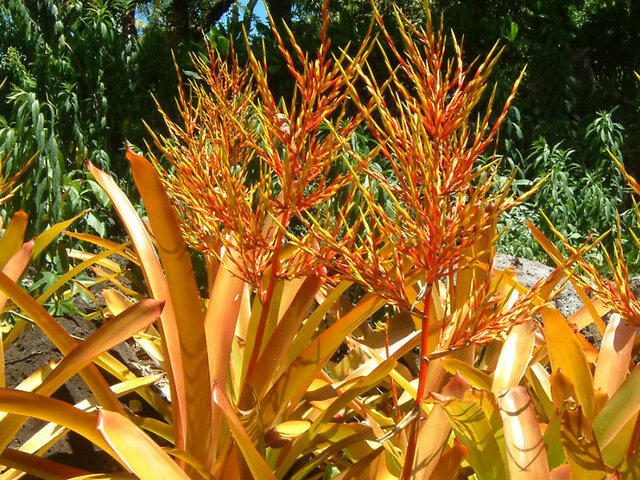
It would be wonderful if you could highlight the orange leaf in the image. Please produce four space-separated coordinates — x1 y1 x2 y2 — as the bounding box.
0 211 28 269
594 314 635 399
541 308 596 420
428 440 468 480
0 389 114 459
492 320 536 395
0 448 92 479
35 300 163 398
498 386 550 479
88 161 187 449
98 410 189 480
0 271 122 414
0 239 34 388
261 292 385 427
204 256 245 456
126 149 213 470
212 382 276 480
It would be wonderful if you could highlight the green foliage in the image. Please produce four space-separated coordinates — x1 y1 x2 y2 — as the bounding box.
0 0 181 238
497 108 631 268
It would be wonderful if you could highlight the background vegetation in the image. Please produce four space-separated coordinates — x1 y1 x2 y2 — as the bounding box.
1 0 639 260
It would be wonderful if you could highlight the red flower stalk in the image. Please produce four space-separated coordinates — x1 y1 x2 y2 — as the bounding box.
286 6 527 476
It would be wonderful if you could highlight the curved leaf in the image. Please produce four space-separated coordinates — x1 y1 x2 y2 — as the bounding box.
88 161 187 448
126 150 213 469
492 320 535 395
541 308 595 420
97 410 189 480
0 389 114 457
0 210 28 269
0 271 121 413
498 386 550 479
593 314 634 399
36 299 163 397
212 382 276 480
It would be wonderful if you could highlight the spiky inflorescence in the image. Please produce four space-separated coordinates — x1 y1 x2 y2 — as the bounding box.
303 4 526 317
148 1 373 291
565 157 640 326
148 0 558 352
147 43 272 288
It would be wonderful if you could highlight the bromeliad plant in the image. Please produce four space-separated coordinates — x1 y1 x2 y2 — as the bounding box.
1 1 640 480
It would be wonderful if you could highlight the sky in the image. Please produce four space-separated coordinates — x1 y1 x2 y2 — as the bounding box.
220 0 268 26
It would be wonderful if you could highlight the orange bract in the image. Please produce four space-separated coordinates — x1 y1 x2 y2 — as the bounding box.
540 154 640 327
305 5 525 314
148 4 373 292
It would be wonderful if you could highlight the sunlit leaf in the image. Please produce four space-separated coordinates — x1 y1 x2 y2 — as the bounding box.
32 209 87 259
0 211 28 269
97 410 189 480
541 308 595 420
498 386 550 479
560 404 607 479
212 382 276 480
439 398 508 479
127 149 213 469
88 161 187 448
428 440 468 480
593 314 634 399
492 320 535 395
593 366 640 450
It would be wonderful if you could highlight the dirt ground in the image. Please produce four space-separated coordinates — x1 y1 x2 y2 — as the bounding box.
4 316 140 476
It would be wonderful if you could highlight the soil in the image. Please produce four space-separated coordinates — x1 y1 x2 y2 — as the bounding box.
3 315 140 477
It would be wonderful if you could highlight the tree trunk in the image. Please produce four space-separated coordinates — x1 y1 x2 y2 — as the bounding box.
171 0 191 40
202 0 236 33
266 0 292 27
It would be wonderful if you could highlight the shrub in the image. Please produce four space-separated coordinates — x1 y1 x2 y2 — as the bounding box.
0 2 639 480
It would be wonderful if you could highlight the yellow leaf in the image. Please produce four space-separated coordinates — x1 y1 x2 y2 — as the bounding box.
98 410 189 480
593 366 640 450
212 382 276 480
492 321 535 395
560 404 607 480
498 386 550 479
441 357 493 391
265 420 312 447
541 308 595 420
0 211 28 269
32 210 86 259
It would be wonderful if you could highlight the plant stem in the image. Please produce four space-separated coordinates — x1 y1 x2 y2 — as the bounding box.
240 210 289 407
400 289 432 479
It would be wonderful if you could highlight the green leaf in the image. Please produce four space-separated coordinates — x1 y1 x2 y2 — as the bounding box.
440 399 508 480
593 366 640 450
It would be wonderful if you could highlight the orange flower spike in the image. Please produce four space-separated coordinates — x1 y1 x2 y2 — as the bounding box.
147 42 283 289
245 0 373 227
540 207 640 326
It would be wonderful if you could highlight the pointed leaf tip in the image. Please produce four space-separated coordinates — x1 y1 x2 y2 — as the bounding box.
125 146 147 164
